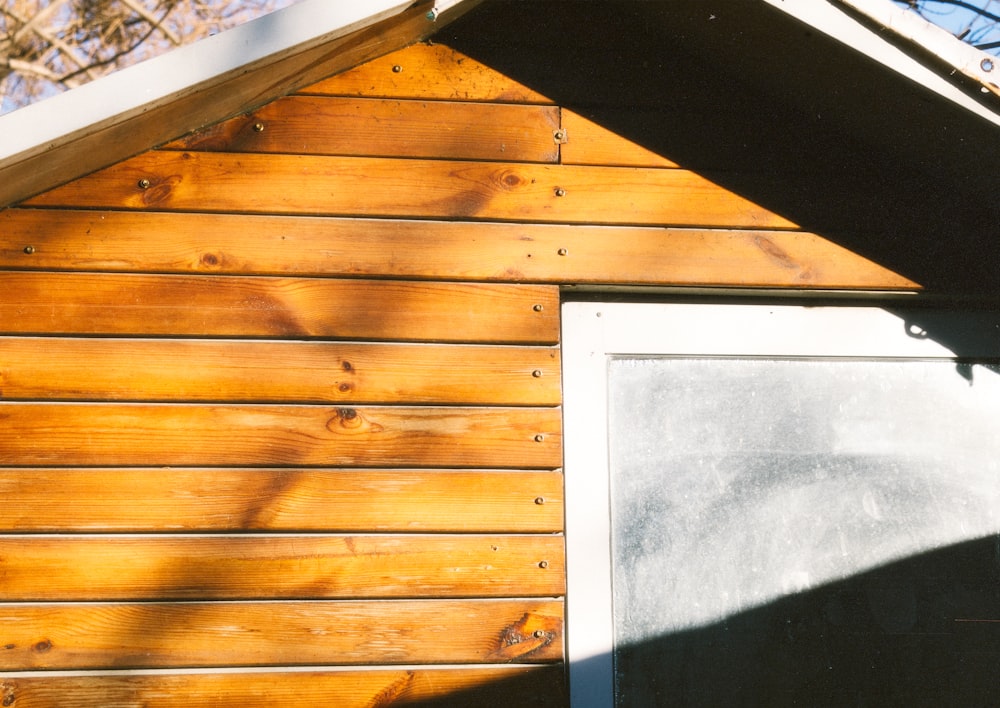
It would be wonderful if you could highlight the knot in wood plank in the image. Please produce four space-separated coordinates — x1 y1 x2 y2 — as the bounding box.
488 611 560 662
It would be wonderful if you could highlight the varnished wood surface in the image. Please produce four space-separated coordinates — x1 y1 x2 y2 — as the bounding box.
0 469 563 532
301 42 553 104
0 403 562 467
24 152 798 229
1 210 918 289
0 338 560 404
0 599 563 669
561 109 680 168
0 2 467 209
165 97 560 163
0 666 568 707
0 535 565 600
0 273 559 343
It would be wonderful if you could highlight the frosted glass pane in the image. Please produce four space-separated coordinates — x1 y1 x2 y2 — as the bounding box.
607 357 1000 704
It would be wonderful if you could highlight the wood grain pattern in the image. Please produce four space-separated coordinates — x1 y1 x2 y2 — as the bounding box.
0 209 918 289
0 469 564 532
0 273 559 343
0 403 562 467
0 666 568 707
0 1 470 209
0 338 560 404
164 97 560 163
0 599 563 669
300 42 553 104
561 109 681 167
24 152 799 229
0 535 565 601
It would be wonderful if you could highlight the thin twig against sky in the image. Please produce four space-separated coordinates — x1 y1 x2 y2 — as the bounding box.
0 0 297 114
894 0 1000 53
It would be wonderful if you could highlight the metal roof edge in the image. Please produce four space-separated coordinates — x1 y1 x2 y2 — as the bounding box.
837 0 999 97
761 0 1000 128
0 0 478 208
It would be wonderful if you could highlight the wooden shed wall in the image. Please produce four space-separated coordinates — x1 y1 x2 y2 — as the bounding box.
0 30 923 708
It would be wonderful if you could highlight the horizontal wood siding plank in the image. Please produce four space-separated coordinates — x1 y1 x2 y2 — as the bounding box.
0 469 563 532
300 42 554 104
0 1 470 209
0 339 560 405
0 599 563 669
0 535 565 600
0 273 558 343
0 666 568 707
165 97 560 163
561 109 680 168
24 152 798 229
1 210 918 289
0 404 562 468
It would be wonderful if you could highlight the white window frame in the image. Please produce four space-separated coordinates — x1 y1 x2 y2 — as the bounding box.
561 300 997 707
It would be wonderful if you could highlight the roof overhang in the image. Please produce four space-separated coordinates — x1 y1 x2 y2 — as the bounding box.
2 0 997 211
763 0 1000 125
0 0 480 208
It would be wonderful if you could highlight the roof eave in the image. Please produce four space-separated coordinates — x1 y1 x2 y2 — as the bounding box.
837 0 999 98
761 0 1000 128
0 0 480 209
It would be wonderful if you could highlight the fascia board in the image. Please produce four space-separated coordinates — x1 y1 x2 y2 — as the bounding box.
838 0 999 97
761 0 1000 128
0 0 475 208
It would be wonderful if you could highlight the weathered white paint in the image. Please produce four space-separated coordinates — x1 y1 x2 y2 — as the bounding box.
839 0 999 96
0 0 491 208
0 0 408 164
763 0 1000 126
561 300 997 706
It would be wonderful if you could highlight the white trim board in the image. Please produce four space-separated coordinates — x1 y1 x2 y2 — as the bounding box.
561 301 1000 706
0 0 479 207
0 0 407 164
763 0 1000 126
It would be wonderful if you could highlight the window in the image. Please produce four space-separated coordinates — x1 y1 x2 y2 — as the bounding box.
563 302 1000 706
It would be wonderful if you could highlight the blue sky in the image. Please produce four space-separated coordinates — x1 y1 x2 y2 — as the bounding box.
893 0 1000 54
4 1 997 116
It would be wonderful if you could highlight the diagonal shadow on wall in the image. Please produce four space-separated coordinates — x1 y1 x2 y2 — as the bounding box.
403 534 999 707
441 0 1000 298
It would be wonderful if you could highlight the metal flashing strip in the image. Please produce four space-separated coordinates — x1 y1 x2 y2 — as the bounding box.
0 0 408 164
761 0 1000 127
0 0 482 208
838 0 999 96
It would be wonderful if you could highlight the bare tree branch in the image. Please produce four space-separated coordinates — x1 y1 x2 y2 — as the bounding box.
5 55 65 82
119 0 182 45
10 0 73 47
6 6 97 79
1 0 291 113
59 1 176 83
